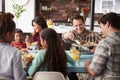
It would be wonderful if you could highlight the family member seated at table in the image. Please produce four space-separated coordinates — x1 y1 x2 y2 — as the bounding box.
25 16 48 50
23 28 75 78
0 12 27 80
62 14 102 44
85 12 120 80
62 14 103 80
11 28 27 49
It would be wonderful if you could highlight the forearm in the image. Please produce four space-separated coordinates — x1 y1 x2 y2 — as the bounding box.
86 65 96 76
85 60 96 76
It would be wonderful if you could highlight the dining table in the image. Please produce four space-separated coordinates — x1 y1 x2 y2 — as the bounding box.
66 50 93 79
22 49 93 79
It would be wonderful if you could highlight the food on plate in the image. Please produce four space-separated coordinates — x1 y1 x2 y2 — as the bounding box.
22 53 34 59
20 48 28 53
74 40 94 45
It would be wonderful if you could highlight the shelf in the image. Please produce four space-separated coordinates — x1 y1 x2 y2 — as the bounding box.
35 0 91 20
40 9 58 12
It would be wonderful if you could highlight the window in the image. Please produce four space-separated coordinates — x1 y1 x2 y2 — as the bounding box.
0 0 5 12
100 0 115 13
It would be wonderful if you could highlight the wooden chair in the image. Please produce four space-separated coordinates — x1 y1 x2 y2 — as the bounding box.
102 76 120 80
33 72 66 80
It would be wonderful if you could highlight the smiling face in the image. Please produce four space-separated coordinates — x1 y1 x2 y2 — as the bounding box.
73 19 85 35
14 32 22 42
32 22 43 33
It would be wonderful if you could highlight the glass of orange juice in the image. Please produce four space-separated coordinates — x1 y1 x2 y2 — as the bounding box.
70 47 80 66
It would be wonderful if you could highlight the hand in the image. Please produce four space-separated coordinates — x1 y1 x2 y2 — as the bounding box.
63 32 75 40
85 60 91 68
22 57 33 67
88 43 97 53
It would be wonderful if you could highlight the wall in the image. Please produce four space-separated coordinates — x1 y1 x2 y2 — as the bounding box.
5 0 35 33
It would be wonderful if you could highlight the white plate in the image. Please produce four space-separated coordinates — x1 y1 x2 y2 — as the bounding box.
72 43 94 48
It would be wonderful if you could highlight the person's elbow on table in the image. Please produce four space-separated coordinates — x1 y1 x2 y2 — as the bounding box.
85 60 96 76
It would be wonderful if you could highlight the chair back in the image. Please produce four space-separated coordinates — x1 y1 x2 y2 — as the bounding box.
0 77 9 80
33 72 66 80
102 76 120 80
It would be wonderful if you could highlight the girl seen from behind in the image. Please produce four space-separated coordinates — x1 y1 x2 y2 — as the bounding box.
24 28 75 78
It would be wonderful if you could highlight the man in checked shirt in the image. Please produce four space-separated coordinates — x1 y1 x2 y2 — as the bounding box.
62 14 102 44
62 14 103 80
85 12 120 80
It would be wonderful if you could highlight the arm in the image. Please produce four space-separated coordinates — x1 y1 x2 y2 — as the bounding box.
85 41 109 76
85 60 96 76
27 50 45 76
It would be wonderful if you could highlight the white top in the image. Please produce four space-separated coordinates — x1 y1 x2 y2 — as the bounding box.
0 43 27 80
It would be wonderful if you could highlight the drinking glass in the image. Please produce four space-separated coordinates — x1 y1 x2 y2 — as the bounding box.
70 47 81 66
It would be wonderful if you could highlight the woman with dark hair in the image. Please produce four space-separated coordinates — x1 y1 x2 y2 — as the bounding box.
25 16 48 49
0 12 27 80
24 28 75 78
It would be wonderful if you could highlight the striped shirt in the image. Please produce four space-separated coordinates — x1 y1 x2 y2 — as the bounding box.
89 32 120 80
62 29 102 43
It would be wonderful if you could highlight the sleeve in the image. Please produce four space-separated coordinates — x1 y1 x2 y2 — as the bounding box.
27 50 45 76
22 42 27 48
89 41 109 75
95 32 103 43
13 50 27 80
32 34 37 42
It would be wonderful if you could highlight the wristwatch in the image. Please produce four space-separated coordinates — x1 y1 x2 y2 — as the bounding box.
12 0 29 6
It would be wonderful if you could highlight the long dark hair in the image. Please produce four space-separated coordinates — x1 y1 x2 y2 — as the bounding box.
0 12 15 42
35 28 67 77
